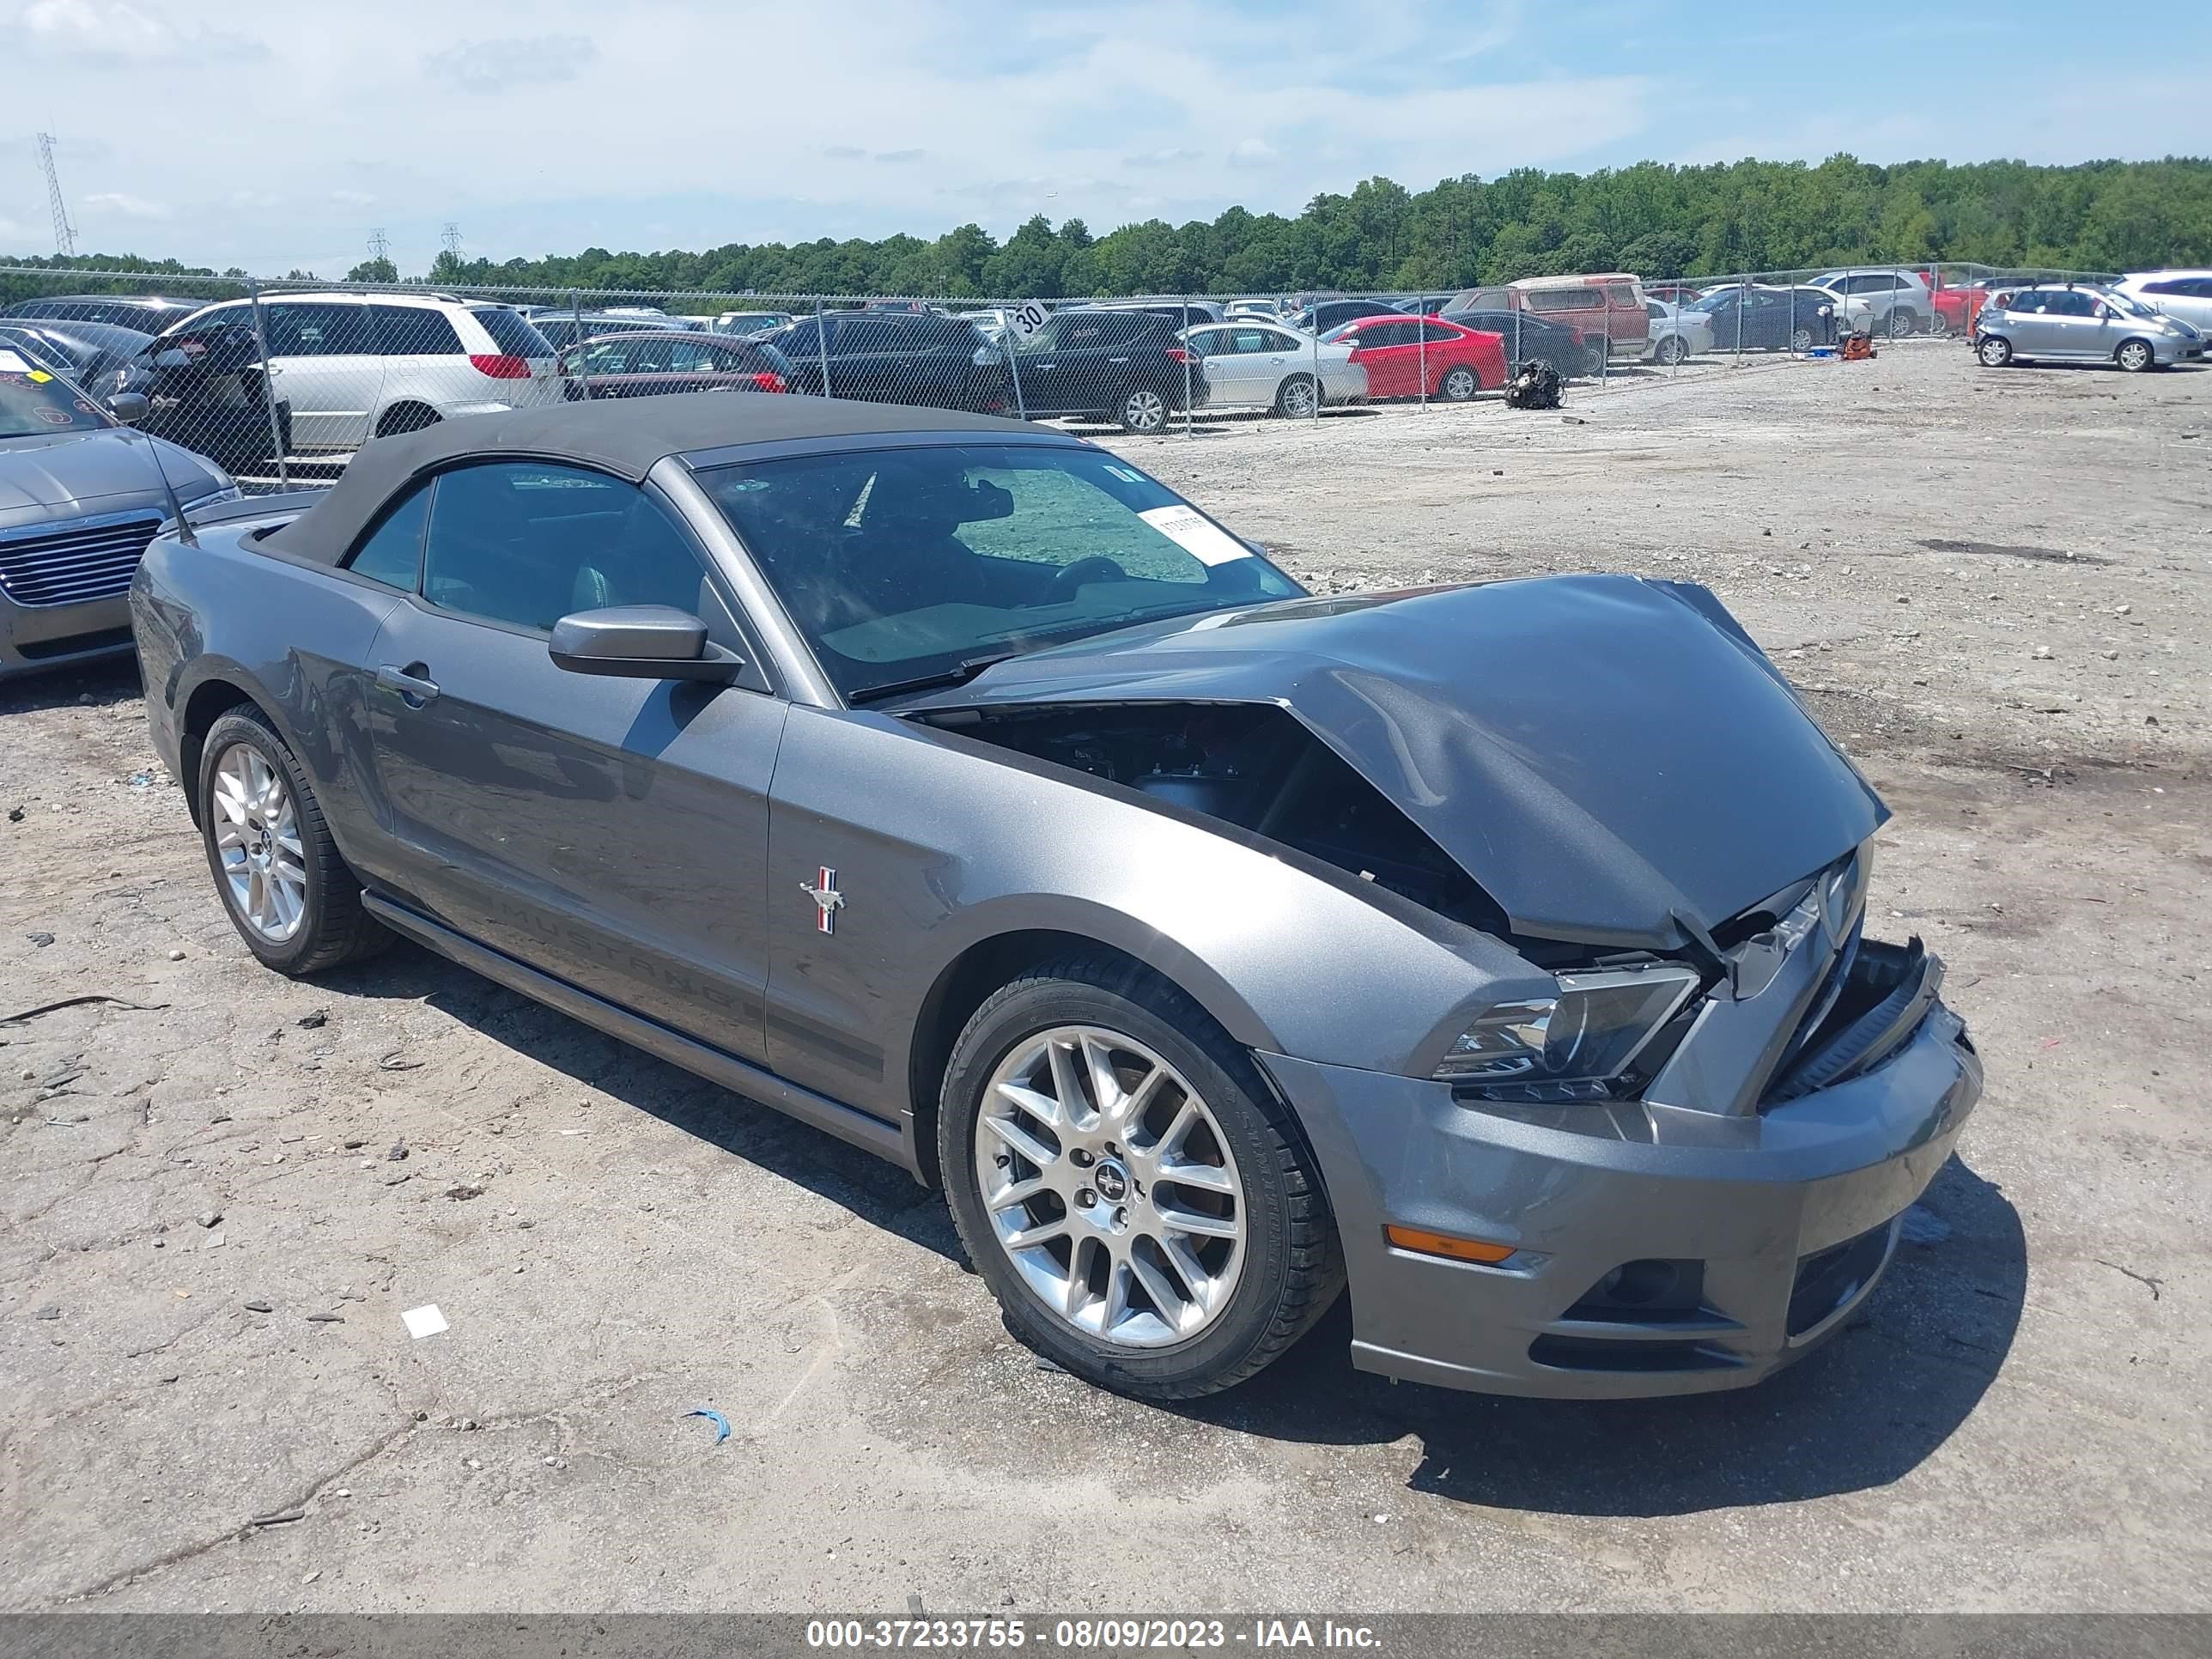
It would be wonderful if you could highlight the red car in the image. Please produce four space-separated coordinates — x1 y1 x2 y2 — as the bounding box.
1323 314 1506 401
1927 281 1993 337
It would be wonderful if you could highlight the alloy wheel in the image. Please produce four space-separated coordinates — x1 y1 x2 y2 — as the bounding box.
1121 389 1167 431
210 743 308 942
2117 341 2153 372
1278 378 1317 419
1441 366 1477 400
973 1025 1247 1348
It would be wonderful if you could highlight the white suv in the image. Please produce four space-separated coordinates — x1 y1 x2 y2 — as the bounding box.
1808 270 1936 337
151 291 561 454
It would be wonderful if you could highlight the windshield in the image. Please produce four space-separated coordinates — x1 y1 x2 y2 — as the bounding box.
702 443 1303 702
0 349 112 439
2104 289 2159 319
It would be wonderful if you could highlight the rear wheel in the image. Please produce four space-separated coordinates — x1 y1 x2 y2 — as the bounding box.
1656 334 1690 366
939 957 1343 1401
1978 335 2014 368
2115 338 2156 373
1273 374 1318 419
198 707 389 975
1438 363 1479 401
1117 386 1169 433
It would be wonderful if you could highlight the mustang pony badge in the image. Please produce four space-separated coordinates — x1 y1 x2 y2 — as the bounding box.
801 867 844 934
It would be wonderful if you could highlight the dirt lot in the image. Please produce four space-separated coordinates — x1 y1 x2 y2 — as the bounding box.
3 342 2208 1614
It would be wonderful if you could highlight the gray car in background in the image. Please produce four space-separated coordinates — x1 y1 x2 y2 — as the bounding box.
1179 320 1367 416
128 394 1980 1403
1974 283 2205 370
2 349 237 678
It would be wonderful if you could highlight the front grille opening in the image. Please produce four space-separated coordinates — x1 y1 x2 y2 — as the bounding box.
0 515 162 607
1787 1222 1893 1337
1528 1334 1742 1374
1766 937 1931 1106
1562 1259 1708 1323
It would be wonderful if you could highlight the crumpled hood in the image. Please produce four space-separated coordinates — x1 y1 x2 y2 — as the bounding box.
0 429 221 514
908 575 1888 947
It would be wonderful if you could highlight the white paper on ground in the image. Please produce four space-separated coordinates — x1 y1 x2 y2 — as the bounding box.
401 1304 448 1340
1139 503 1252 567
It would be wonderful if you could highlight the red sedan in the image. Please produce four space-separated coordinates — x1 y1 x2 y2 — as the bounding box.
1323 314 1506 401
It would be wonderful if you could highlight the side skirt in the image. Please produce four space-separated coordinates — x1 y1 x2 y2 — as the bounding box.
361 893 920 1177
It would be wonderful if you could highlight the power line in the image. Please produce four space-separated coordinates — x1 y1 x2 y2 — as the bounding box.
36 133 76 257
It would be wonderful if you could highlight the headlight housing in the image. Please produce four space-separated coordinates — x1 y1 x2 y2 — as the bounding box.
1435 964 1702 1100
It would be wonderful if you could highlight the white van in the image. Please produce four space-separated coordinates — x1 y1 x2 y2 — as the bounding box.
152 292 561 453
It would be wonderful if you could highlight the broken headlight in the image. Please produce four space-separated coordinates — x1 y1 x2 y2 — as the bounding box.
1435 965 1702 1099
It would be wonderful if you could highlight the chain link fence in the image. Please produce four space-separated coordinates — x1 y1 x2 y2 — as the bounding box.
0 261 2128 491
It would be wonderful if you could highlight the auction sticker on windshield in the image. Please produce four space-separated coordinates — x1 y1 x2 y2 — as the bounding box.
1139 503 1249 566
0 349 31 374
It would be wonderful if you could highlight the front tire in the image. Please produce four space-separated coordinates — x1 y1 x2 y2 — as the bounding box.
1887 307 1921 338
2115 338 2155 373
1790 325 1817 353
1438 363 1479 401
198 706 389 975
939 957 1343 1401
1978 335 2014 368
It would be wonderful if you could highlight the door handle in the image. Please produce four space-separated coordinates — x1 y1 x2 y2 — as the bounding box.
1108 356 1130 363
375 663 440 707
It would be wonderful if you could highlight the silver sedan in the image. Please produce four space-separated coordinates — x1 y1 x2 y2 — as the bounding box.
1179 321 1366 417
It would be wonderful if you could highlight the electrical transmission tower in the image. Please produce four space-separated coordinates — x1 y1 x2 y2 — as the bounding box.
441 222 462 258
368 228 391 264
36 133 77 256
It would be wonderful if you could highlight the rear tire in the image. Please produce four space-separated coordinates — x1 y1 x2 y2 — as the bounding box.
1978 335 2014 368
1273 374 1319 419
1438 363 1479 401
1656 335 1690 366
938 955 1344 1401
1117 386 1169 433
198 706 390 976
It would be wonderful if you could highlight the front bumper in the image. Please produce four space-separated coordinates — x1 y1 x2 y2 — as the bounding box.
0 588 135 678
1261 1000 1981 1399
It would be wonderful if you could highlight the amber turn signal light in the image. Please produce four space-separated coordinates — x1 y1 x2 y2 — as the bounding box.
1384 1224 1515 1264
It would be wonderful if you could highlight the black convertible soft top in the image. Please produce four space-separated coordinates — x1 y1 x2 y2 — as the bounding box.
264 394 1043 567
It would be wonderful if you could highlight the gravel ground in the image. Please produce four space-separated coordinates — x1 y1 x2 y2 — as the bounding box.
3 341 2208 1614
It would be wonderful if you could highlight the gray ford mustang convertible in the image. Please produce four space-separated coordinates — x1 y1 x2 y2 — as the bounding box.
131 396 1981 1401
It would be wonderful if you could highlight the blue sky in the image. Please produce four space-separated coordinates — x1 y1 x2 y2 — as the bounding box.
4 0 2207 276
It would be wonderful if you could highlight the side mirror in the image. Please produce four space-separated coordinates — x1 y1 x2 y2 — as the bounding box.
106 391 151 424
549 605 743 684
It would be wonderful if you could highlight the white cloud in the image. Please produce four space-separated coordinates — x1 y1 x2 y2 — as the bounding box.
83 191 171 220
1230 138 1279 166
18 0 265 62
421 33 595 92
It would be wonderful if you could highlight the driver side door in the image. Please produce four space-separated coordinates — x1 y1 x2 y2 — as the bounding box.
349 460 789 1061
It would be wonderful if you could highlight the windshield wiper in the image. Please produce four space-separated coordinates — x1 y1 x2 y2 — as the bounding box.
847 652 1020 705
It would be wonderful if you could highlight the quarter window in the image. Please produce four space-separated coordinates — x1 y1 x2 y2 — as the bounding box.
264 301 369 357
344 482 431 591
370 307 465 356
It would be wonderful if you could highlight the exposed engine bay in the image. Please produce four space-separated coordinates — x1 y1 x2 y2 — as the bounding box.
915 700 1523 937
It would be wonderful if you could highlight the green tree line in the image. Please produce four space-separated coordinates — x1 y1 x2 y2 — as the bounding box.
9 155 2208 303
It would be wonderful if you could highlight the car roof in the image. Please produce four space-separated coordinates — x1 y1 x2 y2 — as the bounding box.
263 395 1050 568
571 329 758 347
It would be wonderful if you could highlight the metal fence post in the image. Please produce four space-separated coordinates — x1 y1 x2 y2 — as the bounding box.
569 288 582 356
1418 304 1428 410
1310 315 1321 421
814 299 833 399
1181 294 1193 437
245 280 289 489
1006 307 1028 422
1789 284 1797 357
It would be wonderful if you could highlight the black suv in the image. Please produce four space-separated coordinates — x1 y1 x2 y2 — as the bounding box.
770 312 1014 415
1009 309 1194 433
